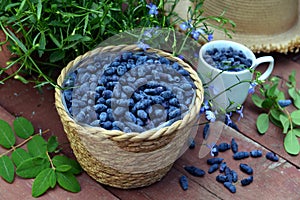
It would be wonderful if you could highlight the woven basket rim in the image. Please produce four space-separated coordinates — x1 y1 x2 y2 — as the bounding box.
55 44 203 142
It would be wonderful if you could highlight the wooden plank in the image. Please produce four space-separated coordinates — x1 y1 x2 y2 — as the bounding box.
107 168 221 200
174 121 300 200
0 173 119 200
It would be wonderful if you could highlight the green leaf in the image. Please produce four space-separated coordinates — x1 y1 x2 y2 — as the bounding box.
0 119 16 148
288 70 296 87
56 172 80 193
279 114 290 134
276 91 285 101
288 87 297 99
49 50 65 63
11 148 31 166
27 135 47 157
47 136 59 153
13 117 34 139
270 109 283 121
38 32 46 57
266 83 278 97
55 165 72 172
284 130 300 155
32 168 55 198
291 110 300 125
293 129 300 137
49 33 61 48
52 155 82 175
0 155 15 183
65 34 83 42
256 113 269 134
269 115 283 128
16 157 49 178
251 94 264 108
290 89 300 109
261 99 273 109
37 0 42 21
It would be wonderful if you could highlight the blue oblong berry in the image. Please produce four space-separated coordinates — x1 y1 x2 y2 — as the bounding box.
241 176 253 186
239 163 253 175
184 166 206 177
102 90 113 99
224 182 236 193
99 112 108 122
179 175 188 191
231 138 238 153
94 104 108 113
208 163 219 174
117 65 127 76
233 152 249 160
203 123 210 140
168 108 181 119
217 143 231 152
219 162 227 173
137 110 148 121
231 170 238 183
216 174 227 183
278 99 292 108
189 139 195 149
250 150 263 158
207 157 224 165
160 91 172 99
266 152 279 162
100 121 112 130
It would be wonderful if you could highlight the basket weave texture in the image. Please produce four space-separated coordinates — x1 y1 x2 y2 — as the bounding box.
55 45 204 189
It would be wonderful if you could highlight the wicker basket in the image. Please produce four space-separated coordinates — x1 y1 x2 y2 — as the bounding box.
54 45 204 189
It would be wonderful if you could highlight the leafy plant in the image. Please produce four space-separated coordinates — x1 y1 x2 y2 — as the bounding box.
0 117 82 197
252 70 300 155
0 0 234 88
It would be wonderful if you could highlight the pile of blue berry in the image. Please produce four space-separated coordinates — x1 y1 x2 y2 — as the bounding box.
62 51 196 133
179 138 279 193
203 47 253 72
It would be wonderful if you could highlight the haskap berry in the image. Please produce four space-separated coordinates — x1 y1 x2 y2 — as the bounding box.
203 47 253 72
63 51 196 133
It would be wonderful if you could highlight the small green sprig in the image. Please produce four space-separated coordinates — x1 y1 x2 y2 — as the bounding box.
251 70 300 155
0 117 82 198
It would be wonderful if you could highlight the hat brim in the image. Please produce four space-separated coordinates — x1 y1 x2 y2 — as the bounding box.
210 6 300 54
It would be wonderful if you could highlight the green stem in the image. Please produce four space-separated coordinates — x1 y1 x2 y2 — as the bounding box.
209 79 252 101
46 151 55 170
0 129 50 158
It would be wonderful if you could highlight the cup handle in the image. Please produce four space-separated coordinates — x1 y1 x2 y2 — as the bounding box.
251 56 274 81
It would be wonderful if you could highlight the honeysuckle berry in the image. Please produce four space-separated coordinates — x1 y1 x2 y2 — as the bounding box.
203 123 210 140
184 166 206 177
266 152 279 162
224 182 236 193
179 175 188 191
241 176 253 186
278 99 292 108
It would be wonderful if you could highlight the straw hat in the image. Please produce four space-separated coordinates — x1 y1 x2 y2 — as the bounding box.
202 0 300 53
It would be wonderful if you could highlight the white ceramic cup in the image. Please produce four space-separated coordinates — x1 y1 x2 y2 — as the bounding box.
198 40 274 111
